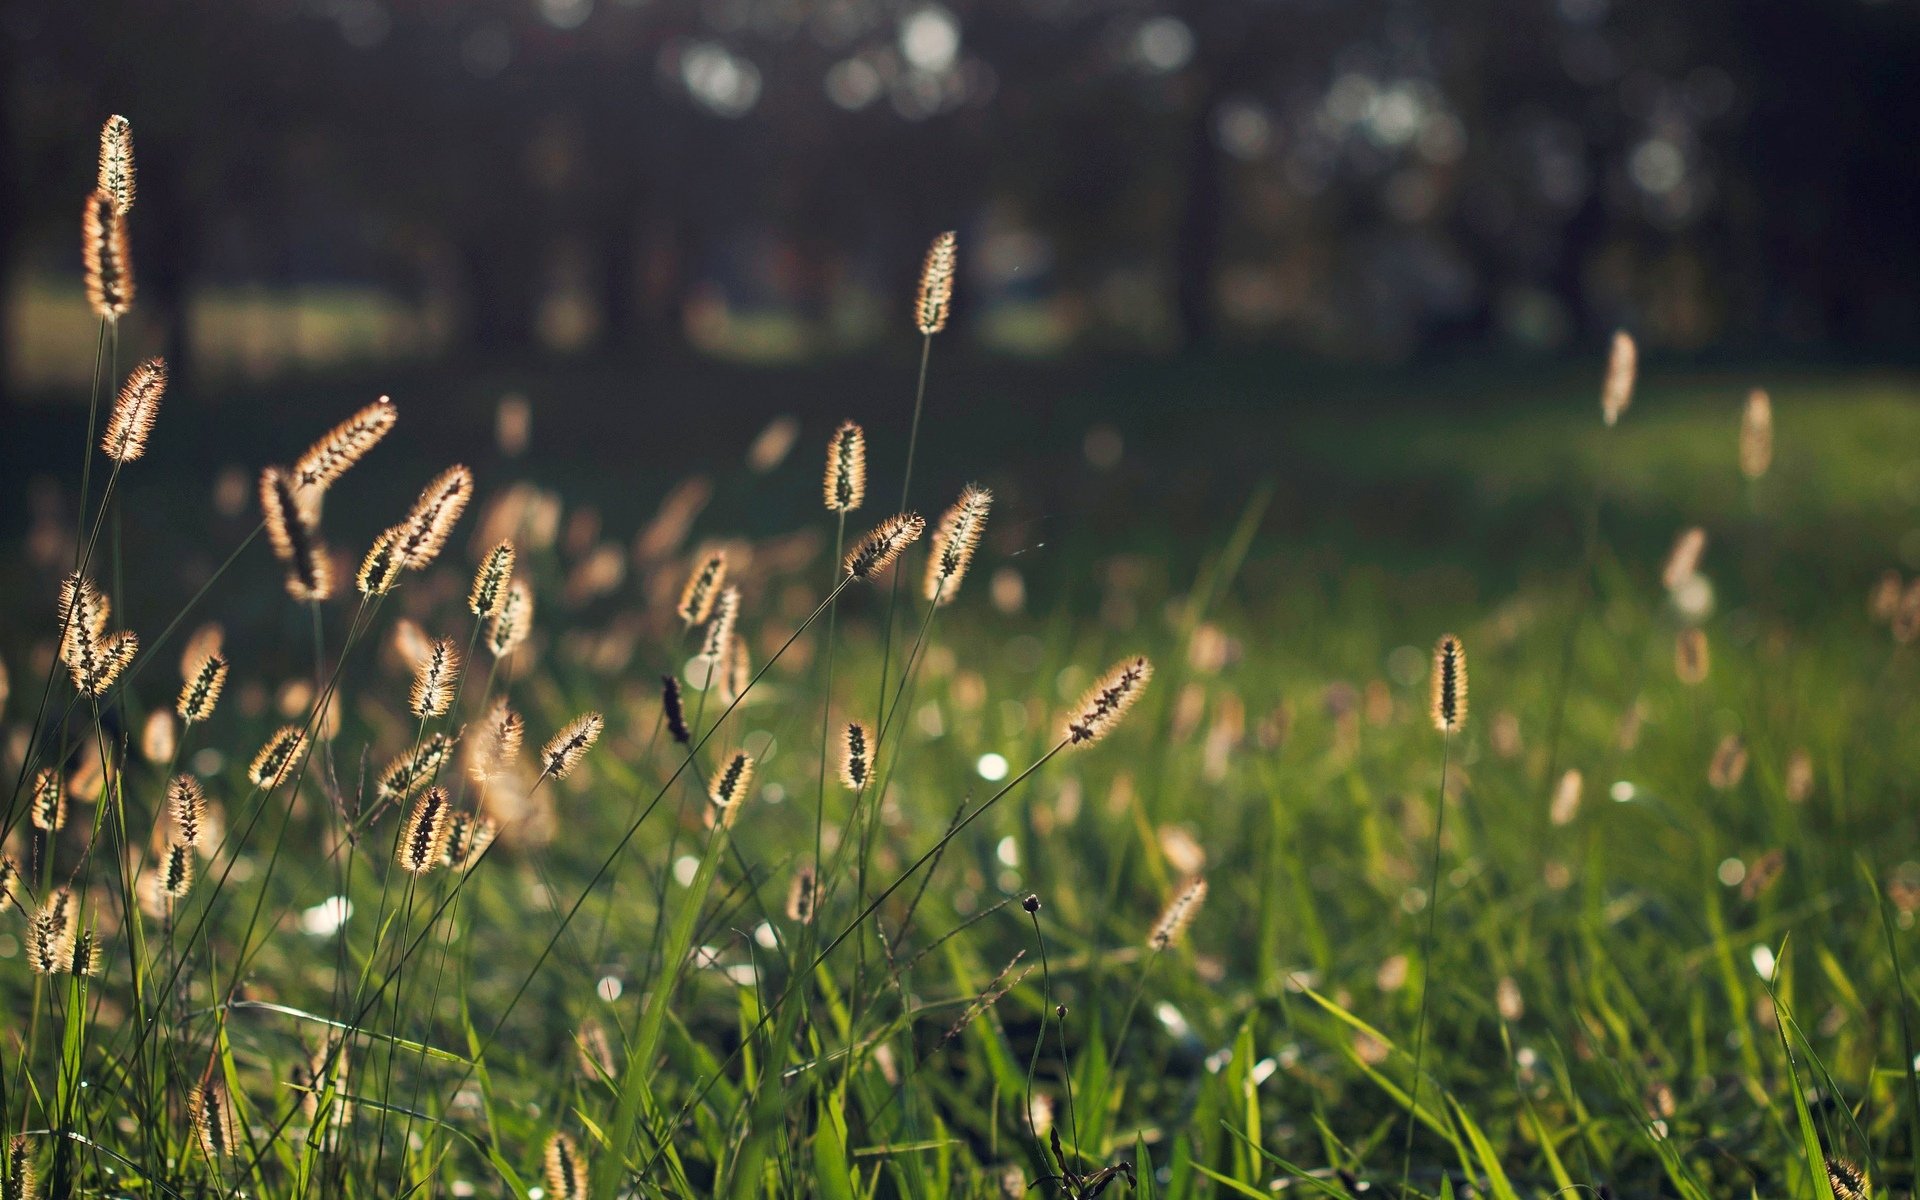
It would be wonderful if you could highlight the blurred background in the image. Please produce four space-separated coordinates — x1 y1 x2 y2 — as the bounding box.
3 0 1918 393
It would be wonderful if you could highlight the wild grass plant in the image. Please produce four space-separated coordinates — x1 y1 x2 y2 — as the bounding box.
1 118 1917 1200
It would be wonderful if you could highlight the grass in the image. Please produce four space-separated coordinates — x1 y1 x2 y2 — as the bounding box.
4 147 1920 1197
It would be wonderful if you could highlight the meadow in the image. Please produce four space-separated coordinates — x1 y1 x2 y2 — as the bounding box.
3 121 1920 1200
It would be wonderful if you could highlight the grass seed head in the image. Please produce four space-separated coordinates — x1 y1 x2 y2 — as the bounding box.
661 674 691 744
292 398 397 500
845 512 926 580
1708 733 1749 791
378 733 457 801
102 357 165 462
699 585 741 671
98 115 134 215
541 712 604 780
710 751 756 826
4 1133 35 1200
1150 877 1208 949
467 699 525 783
399 787 455 874
1740 388 1773 480
157 841 194 900
83 188 133 319
0 857 18 913
487 578 534 657
915 230 957 335
1067 655 1153 746
925 485 991 605
1675 627 1710 685
544 1132 587 1200
177 652 228 723
786 864 817 923
824 420 867 513
677 553 727 626
410 638 461 719
249 725 309 787
30 769 64 832
390 465 474 571
444 809 497 870
192 1067 237 1158
168 774 207 846
470 540 516 618
841 720 872 790
1662 527 1708 592
1430 635 1467 733
259 466 333 602
1601 329 1637 426
1826 1157 1870 1200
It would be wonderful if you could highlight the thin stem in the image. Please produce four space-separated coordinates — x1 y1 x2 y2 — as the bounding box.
1400 730 1453 1199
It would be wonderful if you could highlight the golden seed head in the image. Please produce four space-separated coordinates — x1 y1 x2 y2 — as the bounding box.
378 733 457 801
467 698 525 784
543 1132 588 1200
57 573 110 670
1550 768 1583 827
840 720 872 791
410 638 462 719
177 652 228 723
698 586 741 674
1708 733 1749 791
259 466 333 602
661 674 691 745
677 552 727 626
157 841 195 900
167 774 207 846
71 930 104 977
390 465 474 571
98 115 135 215
1601 329 1637 426
83 188 133 319
1066 655 1153 746
30 768 64 832
26 890 77 974
786 864 817 923
1826 1157 1870 1200
101 357 165 462
249 725 310 787
292 398 397 502
541 712 604 780
915 230 957 335
1661 526 1707 592
844 512 926 580
0 857 18 913
925 485 991 604
444 809 497 870
487 579 534 658
1674 627 1710 685
398 787 455 875
356 527 404 597
1429 634 1467 733
1149 877 1208 949
73 629 138 696
191 1068 237 1158
469 540 516 618
710 751 756 826
1740 388 1773 480
5 1133 36 1200
824 420 867 513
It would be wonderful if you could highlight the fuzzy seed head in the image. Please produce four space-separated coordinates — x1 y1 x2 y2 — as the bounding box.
915 230 957 334
357 527 404 597
1150 877 1208 949
0 858 17 913
1662 527 1708 592
824 420 867 513
260 466 333 602
487 579 533 658
71 930 104 977
4 1133 35 1200
544 1132 587 1200
469 541 516 618
925 485 991 604
1601 330 1637 426
98 115 135 215
74 629 137 696
168 774 207 846
844 512 926 580
157 841 195 900
102 357 165 462
541 712 604 780
1550 768 1583 827
177 652 228 723
444 810 497 870
1708 733 1749 791
26 890 77 974
710 751 756 826
1826 1157 1870 1200
57 573 110 670
410 638 461 719
390 465 474 571
191 1068 237 1158
841 721 872 791
1429 635 1467 733
378 733 457 801
30 769 64 832
698 586 741 676
467 699 524 784
292 398 397 501
1066 655 1153 746
1740 388 1773 480
398 787 455 874
249 725 309 787
83 189 133 319
786 864 817 923
677 553 727 626
661 674 691 745
1674 627 1710 685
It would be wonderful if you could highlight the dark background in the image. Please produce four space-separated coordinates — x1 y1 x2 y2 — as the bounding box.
3 0 1918 400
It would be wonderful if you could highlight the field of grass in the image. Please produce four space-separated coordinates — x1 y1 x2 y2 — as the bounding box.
4 298 1920 1200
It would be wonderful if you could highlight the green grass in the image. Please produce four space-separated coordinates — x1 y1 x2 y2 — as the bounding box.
2 348 1917 1200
